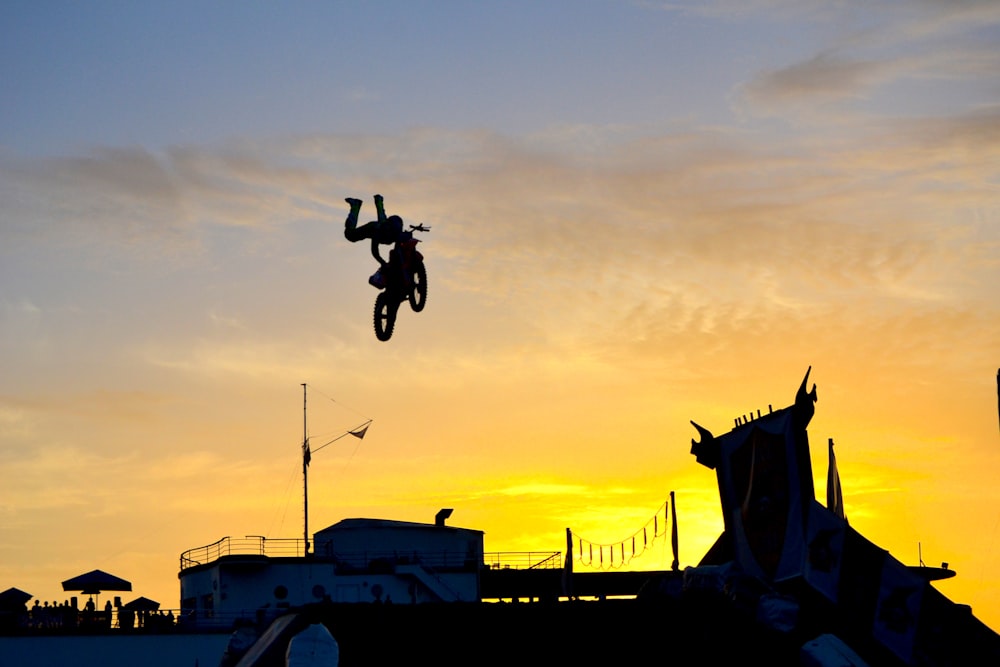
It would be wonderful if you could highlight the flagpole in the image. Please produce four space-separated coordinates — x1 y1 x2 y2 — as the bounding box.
302 383 309 556
299 384 370 559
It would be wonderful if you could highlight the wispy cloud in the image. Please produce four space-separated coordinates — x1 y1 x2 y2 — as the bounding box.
737 52 894 114
4 108 996 379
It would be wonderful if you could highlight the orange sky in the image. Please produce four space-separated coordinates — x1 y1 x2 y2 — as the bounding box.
1 0 999 634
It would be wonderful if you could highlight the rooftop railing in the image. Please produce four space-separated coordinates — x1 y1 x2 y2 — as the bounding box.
179 536 305 571
483 551 563 570
180 536 562 573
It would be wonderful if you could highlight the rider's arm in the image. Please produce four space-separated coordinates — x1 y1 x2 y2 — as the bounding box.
372 194 387 264
370 237 386 265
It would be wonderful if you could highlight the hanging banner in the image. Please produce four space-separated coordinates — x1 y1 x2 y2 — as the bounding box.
804 499 847 604
873 555 925 665
720 410 809 582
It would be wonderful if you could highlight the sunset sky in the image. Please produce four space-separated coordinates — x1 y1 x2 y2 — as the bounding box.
2 1 999 631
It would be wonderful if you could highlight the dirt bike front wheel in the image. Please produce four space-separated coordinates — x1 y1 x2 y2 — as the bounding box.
374 292 397 341
409 262 427 312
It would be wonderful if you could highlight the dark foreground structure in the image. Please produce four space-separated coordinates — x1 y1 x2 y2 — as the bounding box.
229 596 800 667
229 369 1000 667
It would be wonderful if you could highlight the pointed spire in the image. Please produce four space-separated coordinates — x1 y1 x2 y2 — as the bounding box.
795 365 818 427
690 420 719 469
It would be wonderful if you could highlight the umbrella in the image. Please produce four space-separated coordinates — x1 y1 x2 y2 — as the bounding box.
0 587 32 610
61 569 132 596
122 596 159 611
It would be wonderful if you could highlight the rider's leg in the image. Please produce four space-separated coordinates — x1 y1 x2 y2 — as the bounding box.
346 220 379 243
374 194 387 224
344 198 363 241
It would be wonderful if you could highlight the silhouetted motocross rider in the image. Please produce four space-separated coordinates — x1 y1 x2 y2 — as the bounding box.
343 194 404 287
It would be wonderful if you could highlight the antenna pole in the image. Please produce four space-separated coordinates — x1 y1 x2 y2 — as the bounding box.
303 383 309 556
671 490 679 571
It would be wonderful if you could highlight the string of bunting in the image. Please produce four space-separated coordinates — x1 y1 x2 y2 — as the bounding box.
571 500 669 571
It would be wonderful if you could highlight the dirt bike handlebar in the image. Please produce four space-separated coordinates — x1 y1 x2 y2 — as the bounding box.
409 224 430 232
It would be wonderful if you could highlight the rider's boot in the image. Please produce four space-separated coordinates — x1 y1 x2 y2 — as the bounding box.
344 198 363 240
373 194 387 224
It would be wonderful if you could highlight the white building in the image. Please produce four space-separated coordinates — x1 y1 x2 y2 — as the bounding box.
178 511 483 629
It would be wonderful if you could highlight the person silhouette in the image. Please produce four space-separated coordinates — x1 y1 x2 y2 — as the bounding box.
343 194 405 276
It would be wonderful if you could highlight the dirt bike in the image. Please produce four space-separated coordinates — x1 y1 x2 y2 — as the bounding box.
371 224 429 341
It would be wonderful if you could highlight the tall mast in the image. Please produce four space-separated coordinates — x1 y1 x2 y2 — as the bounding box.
302 382 309 556
298 388 371 558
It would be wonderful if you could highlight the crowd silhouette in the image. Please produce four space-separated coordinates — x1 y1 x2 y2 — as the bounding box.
7 597 177 632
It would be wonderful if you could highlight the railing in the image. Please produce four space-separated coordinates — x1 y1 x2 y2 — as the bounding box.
180 536 305 571
180 536 562 574
483 552 562 570
6 607 217 634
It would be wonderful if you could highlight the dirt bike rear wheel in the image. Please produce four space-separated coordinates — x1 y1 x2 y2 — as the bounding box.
374 292 397 341
409 262 427 312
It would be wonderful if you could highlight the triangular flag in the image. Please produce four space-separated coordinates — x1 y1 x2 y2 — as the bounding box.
350 423 370 439
827 438 845 521
303 438 311 467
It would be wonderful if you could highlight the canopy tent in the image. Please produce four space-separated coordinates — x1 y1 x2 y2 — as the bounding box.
61 569 132 596
0 587 32 610
122 596 160 611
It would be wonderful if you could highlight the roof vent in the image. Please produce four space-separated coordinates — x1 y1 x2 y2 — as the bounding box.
435 508 453 527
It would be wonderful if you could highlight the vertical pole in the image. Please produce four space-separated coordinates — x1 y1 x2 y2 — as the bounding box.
670 491 679 571
563 527 574 600
303 383 309 556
